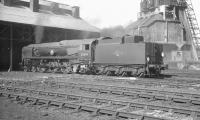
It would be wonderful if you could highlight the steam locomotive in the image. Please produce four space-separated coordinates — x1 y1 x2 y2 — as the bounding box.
22 36 167 77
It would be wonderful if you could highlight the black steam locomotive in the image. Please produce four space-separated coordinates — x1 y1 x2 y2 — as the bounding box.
22 36 167 77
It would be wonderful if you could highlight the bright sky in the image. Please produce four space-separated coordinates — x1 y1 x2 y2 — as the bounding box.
50 0 200 29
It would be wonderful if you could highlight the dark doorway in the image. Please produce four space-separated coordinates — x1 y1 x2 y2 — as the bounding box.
0 21 34 71
0 39 10 70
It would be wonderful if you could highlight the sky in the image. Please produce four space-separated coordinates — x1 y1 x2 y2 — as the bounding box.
49 0 200 29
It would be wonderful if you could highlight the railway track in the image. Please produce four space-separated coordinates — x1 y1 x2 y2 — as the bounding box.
51 81 200 100
0 85 199 120
1 71 200 90
1 79 200 102
48 75 200 90
128 77 200 89
96 77 200 90
163 70 200 79
1 79 200 119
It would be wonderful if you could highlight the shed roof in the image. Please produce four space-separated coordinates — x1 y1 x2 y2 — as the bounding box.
0 4 100 32
125 14 164 32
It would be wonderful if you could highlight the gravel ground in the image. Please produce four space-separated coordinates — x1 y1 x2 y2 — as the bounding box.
0 71 127 120
0 97 64 120
0 97 118 120
1 71 200 97
0 71 199 120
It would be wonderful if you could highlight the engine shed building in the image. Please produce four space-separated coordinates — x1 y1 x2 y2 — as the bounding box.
0 0 100 70
125 0 199 69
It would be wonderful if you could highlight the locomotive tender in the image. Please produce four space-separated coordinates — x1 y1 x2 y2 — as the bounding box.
22 36 167 77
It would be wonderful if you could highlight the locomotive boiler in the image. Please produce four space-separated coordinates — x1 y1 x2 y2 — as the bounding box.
22 36 167 77
22 39 94 73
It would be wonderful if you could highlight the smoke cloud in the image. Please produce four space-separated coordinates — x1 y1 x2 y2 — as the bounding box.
35 26 44 43
101 25 126 38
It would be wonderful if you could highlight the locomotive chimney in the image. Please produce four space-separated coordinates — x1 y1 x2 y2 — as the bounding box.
72 6 80 18
154 0 159 7
30 0 39 12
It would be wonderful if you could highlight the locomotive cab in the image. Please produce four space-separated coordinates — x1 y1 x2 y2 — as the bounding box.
79 44 91 62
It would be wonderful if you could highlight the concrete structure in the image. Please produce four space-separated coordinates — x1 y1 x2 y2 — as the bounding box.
126 0 198 69
0 0 100 70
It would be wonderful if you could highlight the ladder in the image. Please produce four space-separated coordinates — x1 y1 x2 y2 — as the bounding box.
184 0 200 48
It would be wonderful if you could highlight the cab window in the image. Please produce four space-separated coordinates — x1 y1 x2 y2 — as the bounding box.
85 44 90 50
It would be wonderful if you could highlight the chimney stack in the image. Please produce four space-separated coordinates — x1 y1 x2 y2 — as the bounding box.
30 0 39 12
154 0 159 7
1 0 12 6
72 6 80 18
